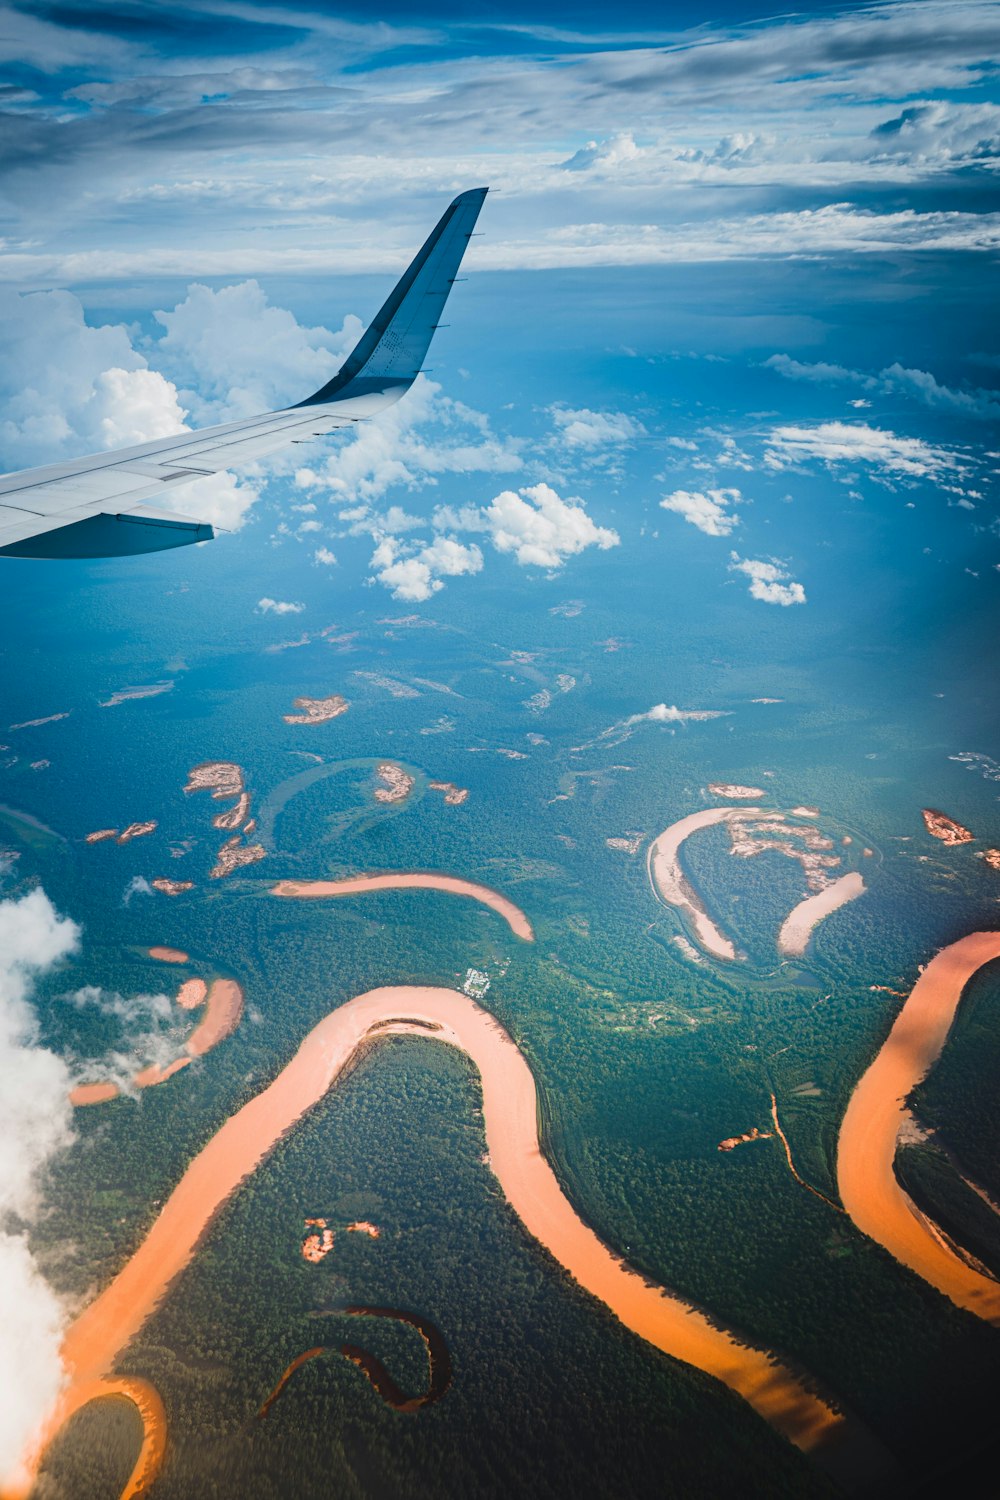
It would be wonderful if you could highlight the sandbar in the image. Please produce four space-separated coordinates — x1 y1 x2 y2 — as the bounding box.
837 931 1000 1323
147 947 188 964
647 808 762 960
282 694 349 725
777 872 866 957
12 987 872 1498
271 874 534 942
176 979 207 1011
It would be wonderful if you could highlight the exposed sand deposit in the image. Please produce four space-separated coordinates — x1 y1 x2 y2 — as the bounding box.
151 879 194 896
12 986 876 1499
85 829 118 844
708 784 765 799
838 931 1000 1323
147 947 188 964
271 874 534 942
647 808 761 960
176 979 207 1010
374 762 415 803
184 762 244 799
282 694 349 724
778 873 867 957
209 838 266 880
921 809 974 845
428 780 469 805
116 822 157 844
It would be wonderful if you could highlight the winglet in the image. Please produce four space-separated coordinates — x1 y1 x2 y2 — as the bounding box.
296 187 488 408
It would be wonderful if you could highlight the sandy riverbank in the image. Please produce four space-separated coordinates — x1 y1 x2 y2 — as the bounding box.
647 808 762 960
778 872 866 956
11 986 877 1499
837 931 1000 1323
271 874 534 942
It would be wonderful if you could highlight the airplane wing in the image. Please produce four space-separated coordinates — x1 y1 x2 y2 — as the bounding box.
0 187 488 560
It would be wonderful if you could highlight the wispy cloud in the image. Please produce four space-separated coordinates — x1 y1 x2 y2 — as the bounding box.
763 421 960 480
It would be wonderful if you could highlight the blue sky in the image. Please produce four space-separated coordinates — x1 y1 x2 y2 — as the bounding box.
0 0 998 610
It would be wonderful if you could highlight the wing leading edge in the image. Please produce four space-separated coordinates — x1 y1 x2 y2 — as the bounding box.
0 187 488 560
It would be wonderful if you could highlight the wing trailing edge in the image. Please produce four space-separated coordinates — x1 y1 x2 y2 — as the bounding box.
0 188 488 560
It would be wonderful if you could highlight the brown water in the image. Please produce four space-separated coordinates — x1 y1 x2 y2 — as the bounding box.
270 874 534 941
7 986 883 1498
838 930 1000 1322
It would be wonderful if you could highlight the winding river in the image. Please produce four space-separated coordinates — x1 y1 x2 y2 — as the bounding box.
9 985 872 1499
271 874 535 941
837 930 1000 1323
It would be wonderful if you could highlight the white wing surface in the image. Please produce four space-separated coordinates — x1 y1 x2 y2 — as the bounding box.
0 187 488 559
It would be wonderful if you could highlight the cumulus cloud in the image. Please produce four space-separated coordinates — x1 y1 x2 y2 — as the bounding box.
549 404 643 450
0 286 266 530
152 280 359 423
560 132 644 172
867 101 1000 169
0 889 79 1487
729 552 806 605
763 420 959 480
314 547 337 565
256 597 304 615
0 289 185 472
368 534 483 602
483 483 620 568
660 487 742 537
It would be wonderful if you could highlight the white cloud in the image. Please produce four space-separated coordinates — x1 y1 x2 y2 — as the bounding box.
549 404 643 449
560 131 644 172
766 353 1000 418
483 483 620 568
627 703 730 725
295 375 521 508
764 353 865 386
763 421 960 479
0 289 186 471
660 487 742 537
0 286 263 530
0 889 79 1488
368 533 483 602
729 552 806 605
256 597 304 615
152 280 359 423
314 547 337 565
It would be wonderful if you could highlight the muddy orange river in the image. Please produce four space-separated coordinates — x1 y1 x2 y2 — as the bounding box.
8 986 888 1498
838 930 1000 1323
271 874 535 941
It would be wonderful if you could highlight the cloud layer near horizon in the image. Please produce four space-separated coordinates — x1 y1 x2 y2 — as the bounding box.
1 2 999 282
